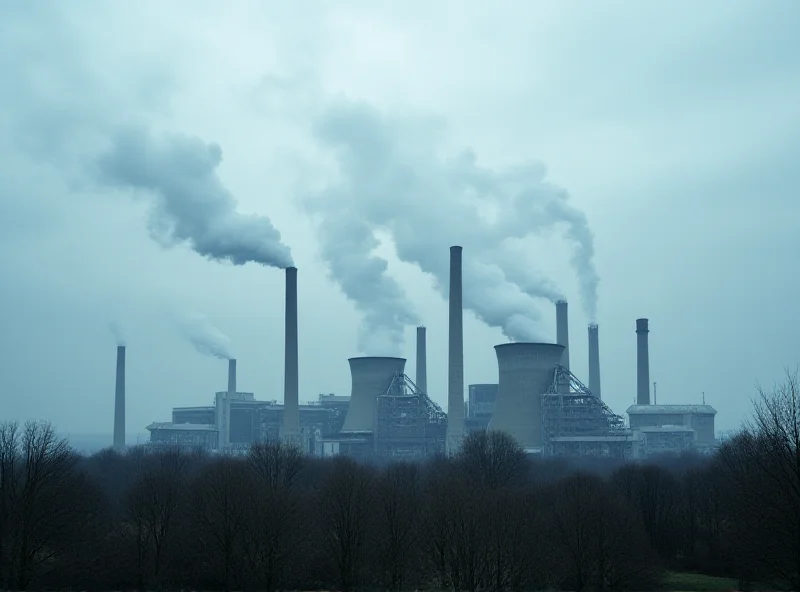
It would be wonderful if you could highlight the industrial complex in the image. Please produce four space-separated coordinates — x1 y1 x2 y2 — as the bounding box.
115 245 717 460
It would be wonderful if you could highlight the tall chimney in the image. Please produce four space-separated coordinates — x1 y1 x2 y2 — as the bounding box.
555 300 570 394
588 324 601 399
416 326 427 394
227 358 237 395
447 246 464 454
283 267 300 439
555 300 570 370
113 345 125 452
636 318 650 405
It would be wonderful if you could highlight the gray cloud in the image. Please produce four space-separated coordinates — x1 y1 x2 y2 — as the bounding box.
94 126 294 270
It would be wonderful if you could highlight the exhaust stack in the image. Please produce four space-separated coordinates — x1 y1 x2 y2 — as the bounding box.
416 326 427 394
447 246 464 454
555 300 570 394
555 300 570 370
227 358 237 395
341 357 406 432
489 342 565 449
636 318 650 405
588 324 601 399
113 345 126 452
283 267 300 439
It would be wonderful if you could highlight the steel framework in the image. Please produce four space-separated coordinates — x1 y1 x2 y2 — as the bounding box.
541 365 629 455
374 373 446 458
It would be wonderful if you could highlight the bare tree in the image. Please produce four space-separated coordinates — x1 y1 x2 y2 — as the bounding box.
191 456 250 591
316 457 374 592
374 462 422 591
0 421 91 590
123 447 188 591
546 473 661 591
612 463 681 560
717 368 800 588
243 440 305 592
457 430 528 490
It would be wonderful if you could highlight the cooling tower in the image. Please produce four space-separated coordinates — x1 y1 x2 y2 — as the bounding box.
283 267 300 438
489 342 565 449
555 300 570 370
588 324 601 399
113 345 126 452
416 326 427 394
636 318 650 405
447 245 465 453
341 356 406 432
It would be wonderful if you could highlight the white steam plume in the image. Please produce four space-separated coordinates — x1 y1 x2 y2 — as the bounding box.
177 313 233 360
108 321 127 347
304 98 600 341
94 126 294 269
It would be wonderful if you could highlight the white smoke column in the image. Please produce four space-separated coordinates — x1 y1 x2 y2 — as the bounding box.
304 99 599 336
178 313 233 360
108 321 127 346
94 126 294 269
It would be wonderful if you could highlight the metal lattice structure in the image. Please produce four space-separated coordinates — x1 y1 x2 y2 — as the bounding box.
374 373 447 459
541 365 631 456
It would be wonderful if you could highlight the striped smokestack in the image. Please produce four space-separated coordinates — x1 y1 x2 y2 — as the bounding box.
283 267 300 439
636 318 650 405
588 324 601 399
416 326 427 394
113 345 125 452
447 246 464 454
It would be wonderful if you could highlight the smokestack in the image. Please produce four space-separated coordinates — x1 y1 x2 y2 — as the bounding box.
588 324 601 399
636 318 650 405
113 345 125 452
489 342 565 449
555 300 570 394
555 300 570 369
283 267 300 439
342 357 406 432
227 358 237 395
447 246 464 454
416 326 427 394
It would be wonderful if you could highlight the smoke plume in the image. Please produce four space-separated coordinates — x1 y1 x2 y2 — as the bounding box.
177 313 233 360
304 98 600 342
108 321 126 346
95 126 294 269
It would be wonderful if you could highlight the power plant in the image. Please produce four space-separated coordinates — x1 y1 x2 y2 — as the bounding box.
138 245 718 460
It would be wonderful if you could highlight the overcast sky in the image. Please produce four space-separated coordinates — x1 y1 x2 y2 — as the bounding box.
1 1 798 441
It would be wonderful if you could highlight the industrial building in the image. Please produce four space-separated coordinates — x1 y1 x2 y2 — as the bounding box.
136 245 719 462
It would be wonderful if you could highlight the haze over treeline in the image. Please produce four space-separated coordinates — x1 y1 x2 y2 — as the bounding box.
0 372 798 591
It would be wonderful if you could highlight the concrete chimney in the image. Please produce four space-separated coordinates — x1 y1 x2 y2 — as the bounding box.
636 318 650 405
588 324 601 399
555 300 570 370
227 358 237 395
416 326 427 394
113 345 125 452
447 246 464 454
283 267 300 439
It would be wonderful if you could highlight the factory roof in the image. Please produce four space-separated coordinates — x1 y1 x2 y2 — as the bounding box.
173 406 215 411
146 422 218 432
637 425 696 433
626 404 717 415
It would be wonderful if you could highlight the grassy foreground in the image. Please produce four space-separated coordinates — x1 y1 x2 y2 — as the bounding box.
663 572 740 591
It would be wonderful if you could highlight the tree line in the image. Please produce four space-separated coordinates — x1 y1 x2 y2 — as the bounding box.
0 370 797 591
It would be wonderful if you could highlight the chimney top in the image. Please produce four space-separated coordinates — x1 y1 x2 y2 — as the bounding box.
636 318 649 332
